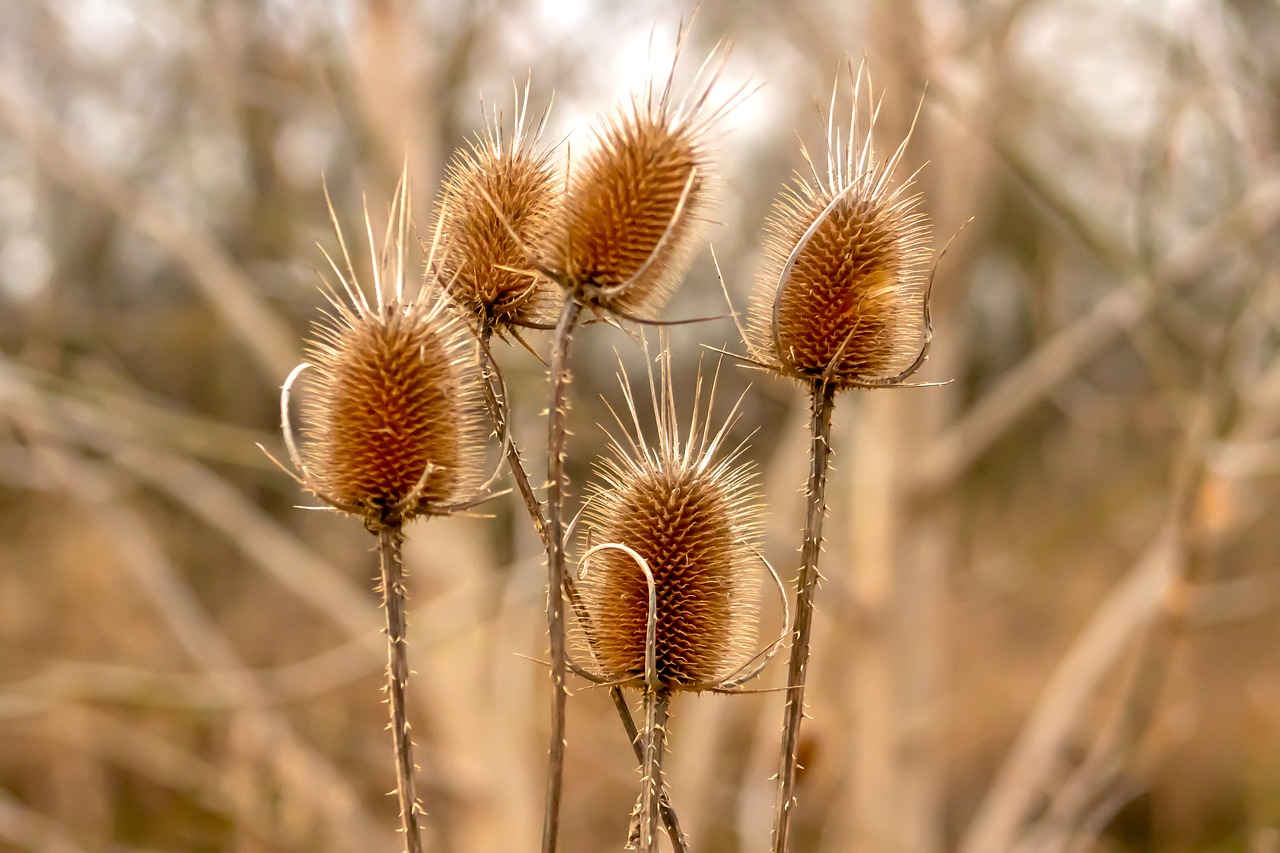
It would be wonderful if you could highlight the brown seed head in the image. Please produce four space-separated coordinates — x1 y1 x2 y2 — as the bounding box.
577 355 763 690
435 85 561 332
746 66 931 390
546 45 728 319
288 179 487 527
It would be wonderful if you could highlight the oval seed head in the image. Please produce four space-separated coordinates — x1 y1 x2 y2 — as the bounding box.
292 181 487 526
546 46 727 319
746 67 931 390
435 86 561 332
577 358 763 690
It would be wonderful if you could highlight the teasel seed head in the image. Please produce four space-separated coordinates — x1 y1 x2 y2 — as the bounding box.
576 351 765 690
434 80 561 333
746 64 932 391
282 175 488 528
545 40 731 320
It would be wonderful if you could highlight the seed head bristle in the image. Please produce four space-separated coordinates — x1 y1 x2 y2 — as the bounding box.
576 349 763 690
547 42 730 319
289 176 488 527
746 64 931 390
435 81 561 332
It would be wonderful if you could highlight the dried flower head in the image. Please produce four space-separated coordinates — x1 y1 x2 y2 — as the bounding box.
545 41 730 320
574 351 770 691
435 81 561 332
281 177 488 527
746 65 932 390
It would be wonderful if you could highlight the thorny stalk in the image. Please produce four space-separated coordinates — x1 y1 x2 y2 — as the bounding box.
477 323 547 546
378 524 425 853
541 295 584 853
772 380 836 853
477 322 689 852
611 688 687 851
639 689 672 853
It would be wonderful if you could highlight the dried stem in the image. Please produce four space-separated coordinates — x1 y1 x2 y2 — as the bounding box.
377 524 425 853
478 322 688 852
640 688 672 853
772 380 837 853
611 688 688 851
478 323 548 547
541 295 584 853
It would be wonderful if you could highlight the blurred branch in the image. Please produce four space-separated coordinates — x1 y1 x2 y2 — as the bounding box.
959 522 1183 853
16 707 292 851
19 363 277 470
911 175 1280 498
0 786 133 853
0 558 513 715
1 361 380 641
0 76 299 386
0 373 394 852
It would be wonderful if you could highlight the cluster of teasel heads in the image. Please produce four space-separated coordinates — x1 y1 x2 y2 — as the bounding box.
273 32 934 853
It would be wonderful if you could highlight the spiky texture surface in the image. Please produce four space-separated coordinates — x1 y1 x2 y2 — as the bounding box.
549 91 715 319
746 76 930 390
299 298 486 524
436 100 561 331
291 179 488 526
577 365 762 690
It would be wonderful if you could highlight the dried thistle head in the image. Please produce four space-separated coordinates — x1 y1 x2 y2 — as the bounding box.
575 350 765 691
746 64 932 391
281 177 488 528
434 82 561 333
545 40 730 320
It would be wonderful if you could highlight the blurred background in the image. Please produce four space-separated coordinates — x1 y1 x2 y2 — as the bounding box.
2 0 1279 851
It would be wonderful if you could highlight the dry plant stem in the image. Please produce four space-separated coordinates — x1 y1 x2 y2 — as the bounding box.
477 324 689 852
378 524 425 853
478 324 547 546
542 295 584 853
611 688 687 851
772 380 837 853
640 688 672 853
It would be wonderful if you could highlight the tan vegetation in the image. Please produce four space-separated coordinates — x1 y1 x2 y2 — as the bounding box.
1 2 1278 852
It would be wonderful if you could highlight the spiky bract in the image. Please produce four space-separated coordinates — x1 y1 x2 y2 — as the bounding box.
577 363 762 690
746 69 931 390
436 90 561 331
547 51 725 319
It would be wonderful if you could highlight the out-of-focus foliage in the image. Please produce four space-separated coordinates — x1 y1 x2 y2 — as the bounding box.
1 1 1278 850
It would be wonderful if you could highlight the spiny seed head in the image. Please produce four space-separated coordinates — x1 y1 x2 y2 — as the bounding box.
435 84 561 332
286 178 487 527
746 65 931 391
546 44 729 319
576 355 763 690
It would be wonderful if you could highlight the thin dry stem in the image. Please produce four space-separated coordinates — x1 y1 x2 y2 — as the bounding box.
378 525 425 853
772 380 836 853
476 324 689 853
542 295 584 853
640 689 671 853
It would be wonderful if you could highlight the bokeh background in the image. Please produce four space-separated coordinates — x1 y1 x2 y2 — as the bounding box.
2 1 1279 851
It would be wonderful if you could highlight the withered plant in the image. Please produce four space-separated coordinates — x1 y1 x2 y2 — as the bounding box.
272 175 492 853
432 80 705 849
570 346 786 851
739 65 935 853
510 30 736 853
